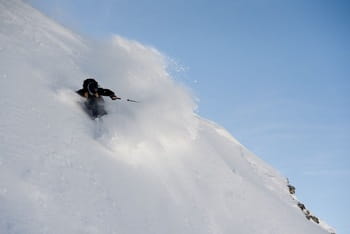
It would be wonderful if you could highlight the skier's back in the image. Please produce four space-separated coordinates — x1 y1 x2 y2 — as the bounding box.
77 78 119 118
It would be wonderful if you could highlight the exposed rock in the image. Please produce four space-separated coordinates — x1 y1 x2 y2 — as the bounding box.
297 202 305 210
287 184 330 231
288 184 296 194
309 215 320 224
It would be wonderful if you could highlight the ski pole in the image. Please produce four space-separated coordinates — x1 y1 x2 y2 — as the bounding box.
126 99 139 103
113 97 139 103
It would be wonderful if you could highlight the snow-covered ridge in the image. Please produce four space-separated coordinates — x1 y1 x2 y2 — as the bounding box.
0 1 335 233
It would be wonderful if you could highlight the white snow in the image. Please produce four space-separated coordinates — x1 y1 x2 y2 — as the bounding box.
0 0 335 233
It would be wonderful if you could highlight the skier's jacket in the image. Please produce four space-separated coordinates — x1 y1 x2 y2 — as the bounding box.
76 78 118 100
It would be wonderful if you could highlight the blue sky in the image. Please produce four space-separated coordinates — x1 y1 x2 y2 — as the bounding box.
27 0 350 233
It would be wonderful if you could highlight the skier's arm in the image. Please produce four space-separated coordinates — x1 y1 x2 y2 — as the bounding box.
98 88 120 100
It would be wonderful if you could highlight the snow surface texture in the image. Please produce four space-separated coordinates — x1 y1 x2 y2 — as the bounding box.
0 0 334 233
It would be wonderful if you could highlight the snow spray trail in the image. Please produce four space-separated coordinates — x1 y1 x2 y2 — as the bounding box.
74 36 199 161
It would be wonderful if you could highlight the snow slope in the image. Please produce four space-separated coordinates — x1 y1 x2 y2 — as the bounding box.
0 0 334 233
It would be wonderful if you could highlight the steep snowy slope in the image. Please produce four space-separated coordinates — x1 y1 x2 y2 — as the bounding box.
0 1 334 233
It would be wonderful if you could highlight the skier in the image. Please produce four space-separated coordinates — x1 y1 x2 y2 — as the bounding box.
77 78 119 118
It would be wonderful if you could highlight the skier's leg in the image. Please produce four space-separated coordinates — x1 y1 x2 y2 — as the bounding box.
84 99 98 118
84 98 107 119
96 102 107 117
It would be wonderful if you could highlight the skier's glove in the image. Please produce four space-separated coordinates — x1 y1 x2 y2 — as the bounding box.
111 96 120 100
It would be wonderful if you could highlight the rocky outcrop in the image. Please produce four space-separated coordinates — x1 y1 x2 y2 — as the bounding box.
288 184 296 194
297 202 320 224
286 181 335 233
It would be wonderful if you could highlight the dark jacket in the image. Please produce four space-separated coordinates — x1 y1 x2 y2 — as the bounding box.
76 87 117 100
76 78 118 100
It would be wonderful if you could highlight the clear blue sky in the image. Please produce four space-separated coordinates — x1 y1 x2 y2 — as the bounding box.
27 0 350 233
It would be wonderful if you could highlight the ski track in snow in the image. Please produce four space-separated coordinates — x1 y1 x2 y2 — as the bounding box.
0 1 335 234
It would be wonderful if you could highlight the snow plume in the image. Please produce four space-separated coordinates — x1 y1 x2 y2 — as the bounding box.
77 36 199 163
0 1 334 234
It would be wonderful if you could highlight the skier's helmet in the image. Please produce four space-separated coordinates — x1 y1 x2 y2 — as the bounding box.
83 78 99 95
